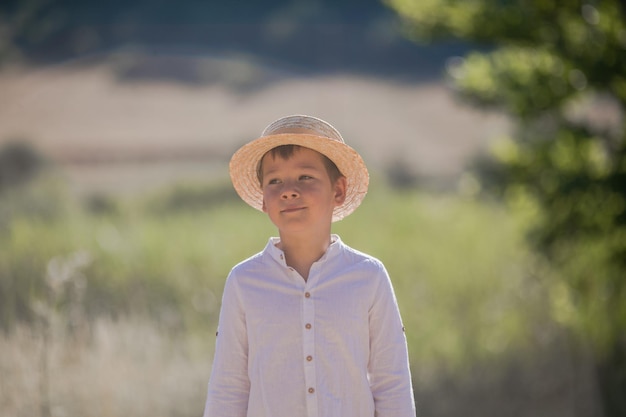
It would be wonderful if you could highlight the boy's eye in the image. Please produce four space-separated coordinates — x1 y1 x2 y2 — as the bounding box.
267 178 281 185
299 175 313 180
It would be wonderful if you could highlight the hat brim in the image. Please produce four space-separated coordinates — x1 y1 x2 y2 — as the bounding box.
229 133 369 222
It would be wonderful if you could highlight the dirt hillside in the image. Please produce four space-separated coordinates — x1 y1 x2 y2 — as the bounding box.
0 51 509 194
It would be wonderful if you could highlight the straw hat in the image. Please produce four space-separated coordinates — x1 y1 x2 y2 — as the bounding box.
229 115 369 221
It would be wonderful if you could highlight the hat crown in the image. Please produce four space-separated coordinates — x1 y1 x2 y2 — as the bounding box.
261 115 344 143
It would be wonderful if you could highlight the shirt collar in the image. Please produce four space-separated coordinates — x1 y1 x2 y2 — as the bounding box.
264 234 343 266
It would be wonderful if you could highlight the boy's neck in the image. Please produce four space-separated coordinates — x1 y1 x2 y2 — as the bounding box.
276 231 333 281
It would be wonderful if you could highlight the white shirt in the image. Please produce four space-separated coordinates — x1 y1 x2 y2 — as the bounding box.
203 235 415 417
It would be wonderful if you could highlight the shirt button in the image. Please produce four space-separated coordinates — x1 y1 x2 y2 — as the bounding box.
306 355 313 361
305 323 312 329
304 292 311 298
308 387 315 394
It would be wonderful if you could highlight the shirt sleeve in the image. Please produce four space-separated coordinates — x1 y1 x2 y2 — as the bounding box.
203 270 250 417
368 263 416 417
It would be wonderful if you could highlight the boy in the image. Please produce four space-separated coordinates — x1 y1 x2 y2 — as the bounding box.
203 115 415 417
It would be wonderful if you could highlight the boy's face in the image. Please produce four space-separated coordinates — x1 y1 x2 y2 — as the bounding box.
260 147 346 234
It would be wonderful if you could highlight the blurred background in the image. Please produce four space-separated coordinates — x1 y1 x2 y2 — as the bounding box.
0 1 624 416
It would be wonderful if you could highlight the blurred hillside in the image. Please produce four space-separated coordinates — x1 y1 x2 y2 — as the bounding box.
0 0 508 195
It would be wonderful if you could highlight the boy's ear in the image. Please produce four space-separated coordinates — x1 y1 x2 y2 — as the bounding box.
333 176 347 206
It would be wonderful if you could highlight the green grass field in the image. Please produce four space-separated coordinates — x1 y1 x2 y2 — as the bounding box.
0 174 589 416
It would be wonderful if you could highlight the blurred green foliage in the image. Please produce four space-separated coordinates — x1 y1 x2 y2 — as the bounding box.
387 0 626 415
0 162 550 379
0 176 267 336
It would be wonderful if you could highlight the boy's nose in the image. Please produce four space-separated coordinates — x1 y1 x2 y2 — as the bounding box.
281 190 300 199
281 183 300 199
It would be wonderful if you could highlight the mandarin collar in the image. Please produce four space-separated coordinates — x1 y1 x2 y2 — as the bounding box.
265 234 342 267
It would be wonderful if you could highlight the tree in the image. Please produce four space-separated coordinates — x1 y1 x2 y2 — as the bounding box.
386 1 626 415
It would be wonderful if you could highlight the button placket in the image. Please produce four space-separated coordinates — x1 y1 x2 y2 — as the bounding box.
302 285 317 415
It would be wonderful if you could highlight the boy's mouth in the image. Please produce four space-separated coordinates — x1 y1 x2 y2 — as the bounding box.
281 206 305 213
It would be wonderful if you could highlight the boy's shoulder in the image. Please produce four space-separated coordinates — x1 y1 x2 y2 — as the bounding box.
230 250 266 273
338 241 386 270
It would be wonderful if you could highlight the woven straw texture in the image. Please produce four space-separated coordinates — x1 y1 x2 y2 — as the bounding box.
229 115 369 221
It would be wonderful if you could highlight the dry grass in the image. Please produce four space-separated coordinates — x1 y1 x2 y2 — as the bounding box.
0 319 212 417
0 320 603 417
